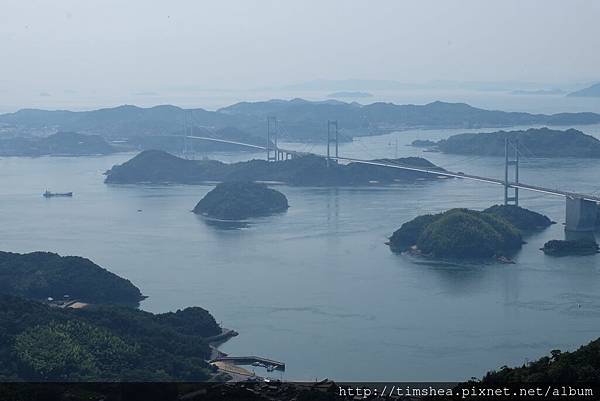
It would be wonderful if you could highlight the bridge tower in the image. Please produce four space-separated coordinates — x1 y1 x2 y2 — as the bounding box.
504 138 519 206
266 116 278 162
182 112 190 159
327 120 339 168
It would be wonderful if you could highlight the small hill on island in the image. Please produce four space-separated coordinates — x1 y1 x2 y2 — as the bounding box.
541 239 599 256
0 131 116 156
417 210 522 259
105 150 447 186
388 207 553 259
483 205 554 230
432 127 600 158
193 182 289 220
0 251 144 304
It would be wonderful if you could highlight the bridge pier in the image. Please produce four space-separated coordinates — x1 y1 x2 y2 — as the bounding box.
565 197 597 232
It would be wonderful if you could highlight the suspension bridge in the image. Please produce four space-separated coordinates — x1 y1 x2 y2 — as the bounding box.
183 117 600 233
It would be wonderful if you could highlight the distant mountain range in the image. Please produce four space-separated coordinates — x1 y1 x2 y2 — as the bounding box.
567 83 600 97
2 99 600 143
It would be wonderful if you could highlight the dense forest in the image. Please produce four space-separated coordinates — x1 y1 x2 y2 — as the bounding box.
0 295 220 381
0 251 144 304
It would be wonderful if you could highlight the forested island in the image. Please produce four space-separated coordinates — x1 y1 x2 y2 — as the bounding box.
104 150 446 186
0 251 144 304
541 239 599 256
426 128 600 158
388 205 552 260
193 182 289 220
0 132 116 156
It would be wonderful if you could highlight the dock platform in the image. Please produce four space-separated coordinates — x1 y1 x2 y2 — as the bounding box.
210 356 285 371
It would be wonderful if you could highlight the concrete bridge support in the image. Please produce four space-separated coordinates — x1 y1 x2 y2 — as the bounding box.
565 197 598 232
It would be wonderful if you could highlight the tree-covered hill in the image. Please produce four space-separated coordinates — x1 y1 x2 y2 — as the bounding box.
389 205 554 259
483 205 554 230
0 295 220 381
417 209 523 259
0 251 144 305
193 182 289 220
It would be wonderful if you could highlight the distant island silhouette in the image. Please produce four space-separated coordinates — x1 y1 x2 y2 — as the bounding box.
567 82 600 97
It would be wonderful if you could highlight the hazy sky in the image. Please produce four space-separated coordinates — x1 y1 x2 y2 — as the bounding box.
1 0 599 107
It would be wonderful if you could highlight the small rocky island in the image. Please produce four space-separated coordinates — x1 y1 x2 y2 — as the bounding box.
105 150 447 186
0 251 144 304
193 182 289 220
541 239 600 256
414 127 600 158
389 205 552 260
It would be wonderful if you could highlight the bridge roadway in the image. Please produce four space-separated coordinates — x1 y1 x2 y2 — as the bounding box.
185 136 600 203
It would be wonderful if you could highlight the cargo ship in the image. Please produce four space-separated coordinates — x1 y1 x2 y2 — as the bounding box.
43 190 73 198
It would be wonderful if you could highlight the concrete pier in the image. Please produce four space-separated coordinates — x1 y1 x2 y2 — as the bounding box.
210 356 285 371
565 197 598 232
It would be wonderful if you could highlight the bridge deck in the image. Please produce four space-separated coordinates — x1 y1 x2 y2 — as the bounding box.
334 156 600 202
186 136 600 203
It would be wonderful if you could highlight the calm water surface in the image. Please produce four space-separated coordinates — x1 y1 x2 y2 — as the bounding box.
1 125 600 381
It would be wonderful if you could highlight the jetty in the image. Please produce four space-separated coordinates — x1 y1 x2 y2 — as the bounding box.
210 356 286 371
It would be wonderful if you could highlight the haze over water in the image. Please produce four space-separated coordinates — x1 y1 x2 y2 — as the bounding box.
1 123 599 381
